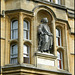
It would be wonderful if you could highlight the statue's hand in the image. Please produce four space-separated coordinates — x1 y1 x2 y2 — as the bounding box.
41 32 44 35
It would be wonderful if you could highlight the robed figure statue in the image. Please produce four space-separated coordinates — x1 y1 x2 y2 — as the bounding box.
38 18 53 53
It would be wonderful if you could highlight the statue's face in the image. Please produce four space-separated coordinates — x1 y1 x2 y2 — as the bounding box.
41 18 48 23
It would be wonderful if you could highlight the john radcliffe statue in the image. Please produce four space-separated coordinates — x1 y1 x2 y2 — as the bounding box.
38 18 53 53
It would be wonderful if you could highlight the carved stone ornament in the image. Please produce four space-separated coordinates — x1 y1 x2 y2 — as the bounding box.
38 18 53 53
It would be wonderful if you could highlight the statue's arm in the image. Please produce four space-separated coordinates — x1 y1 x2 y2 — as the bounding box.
38 24 44 35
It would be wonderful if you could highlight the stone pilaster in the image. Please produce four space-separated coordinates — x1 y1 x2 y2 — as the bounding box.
52 19 57 67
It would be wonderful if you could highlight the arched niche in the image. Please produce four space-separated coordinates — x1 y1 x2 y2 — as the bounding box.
37 10 53 34
36 9 54 54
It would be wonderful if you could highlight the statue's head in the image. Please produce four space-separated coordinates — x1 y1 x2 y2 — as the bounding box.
41 18 48 23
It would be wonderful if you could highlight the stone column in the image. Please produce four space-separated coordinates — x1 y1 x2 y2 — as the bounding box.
30 17 34 65
18 13 23 64
33 14 37 66
0 0 5 67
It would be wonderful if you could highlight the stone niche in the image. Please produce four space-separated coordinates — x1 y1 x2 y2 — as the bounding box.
35 9 57 70
37 10 54 54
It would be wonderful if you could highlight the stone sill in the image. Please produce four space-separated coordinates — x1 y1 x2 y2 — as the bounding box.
4 63 35 68
2 64 72 75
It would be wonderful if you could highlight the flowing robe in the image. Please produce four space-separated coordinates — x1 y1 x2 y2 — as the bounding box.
38 23 53 52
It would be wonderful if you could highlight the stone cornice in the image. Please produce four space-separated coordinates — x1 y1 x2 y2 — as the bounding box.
33 0 66 10
5 9 33 13
2 64 72 75
5 9 34 17
67 8 75 11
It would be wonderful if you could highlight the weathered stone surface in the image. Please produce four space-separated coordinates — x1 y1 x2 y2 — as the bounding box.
0 0 74 75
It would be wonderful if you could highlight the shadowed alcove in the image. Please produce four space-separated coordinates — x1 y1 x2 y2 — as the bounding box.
37 10 54 54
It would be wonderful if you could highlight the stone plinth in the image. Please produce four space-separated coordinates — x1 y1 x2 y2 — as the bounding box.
35 52 57 70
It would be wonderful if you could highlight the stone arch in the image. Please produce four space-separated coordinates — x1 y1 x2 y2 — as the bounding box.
32 5 57 34
37 10 53 33
32 5 56 19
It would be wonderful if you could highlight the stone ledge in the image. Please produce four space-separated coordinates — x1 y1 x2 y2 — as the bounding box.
35 52 57 59
2 64 72 75
5 9 34 17
5 9 33 14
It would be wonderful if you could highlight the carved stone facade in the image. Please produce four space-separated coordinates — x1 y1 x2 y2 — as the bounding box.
38 18 53 53
0 0 74 75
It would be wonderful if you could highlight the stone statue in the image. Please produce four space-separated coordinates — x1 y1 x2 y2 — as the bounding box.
38 18 53 53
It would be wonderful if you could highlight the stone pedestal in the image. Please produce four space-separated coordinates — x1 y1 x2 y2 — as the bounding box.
35 52 57 70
